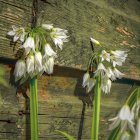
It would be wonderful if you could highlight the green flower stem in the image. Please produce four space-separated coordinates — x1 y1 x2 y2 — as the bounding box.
91 76 101 140
29 76 38 140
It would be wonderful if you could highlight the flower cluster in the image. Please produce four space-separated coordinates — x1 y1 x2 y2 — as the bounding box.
109 88 140 140
82 37 127 94
8 24 68 82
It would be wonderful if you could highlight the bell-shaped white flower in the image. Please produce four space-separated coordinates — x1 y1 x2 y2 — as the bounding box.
53 38 64 50
7 25 25 42
94 63 107 77
34 52 43 73
44 57 54 74
26 55 34 75
135 118 140 140
82 72 90 88
110 55 124 67
113 68 125 79
90 37 100 45
110 50 128 67
44 43 57 57
109 105 135 133
22 37 35 52
106 67 116 81
100 50 110 62
101 76 111 94
51 28 68 50
14 59 26 80
42 24 53 30
111 50 128 58
86 78 96 93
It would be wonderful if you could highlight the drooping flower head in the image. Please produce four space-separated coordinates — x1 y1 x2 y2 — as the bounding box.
82 37 127 94
8 24 68 82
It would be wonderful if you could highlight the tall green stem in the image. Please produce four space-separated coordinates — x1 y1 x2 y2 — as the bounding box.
91 76 101 140
29 76 38 140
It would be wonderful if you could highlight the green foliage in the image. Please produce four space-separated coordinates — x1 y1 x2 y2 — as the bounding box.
108 125 121 140
55 130 75 140
108 87 140 140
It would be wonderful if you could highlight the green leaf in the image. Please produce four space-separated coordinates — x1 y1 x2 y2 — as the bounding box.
108 125 121 140
55 130 75 140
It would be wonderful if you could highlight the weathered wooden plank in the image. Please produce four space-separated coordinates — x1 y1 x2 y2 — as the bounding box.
0 0 140 80
0 0 32 59
35 0 140 80
0 64 138 139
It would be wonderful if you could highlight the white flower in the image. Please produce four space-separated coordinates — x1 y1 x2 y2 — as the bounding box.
34 52 43 73
7 25 25 42
113 68 125 79
26 55 34 75
94 63 107 77
100 50 110 62
106 67 116 81
110 50 128 67
111 50 128 58
109 105 135 133
51 28 68 50
110 55 123 67
82 72 90 88
90 37 100 45
14 60 26 80
42 24 53 30
44 43 57 57
53 38 64 50
101 76 111 94
135 118 140 140
22 37 35 52
44 57 54 74
86 78 96 93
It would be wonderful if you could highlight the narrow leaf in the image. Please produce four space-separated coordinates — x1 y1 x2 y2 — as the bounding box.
55 130 75 140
